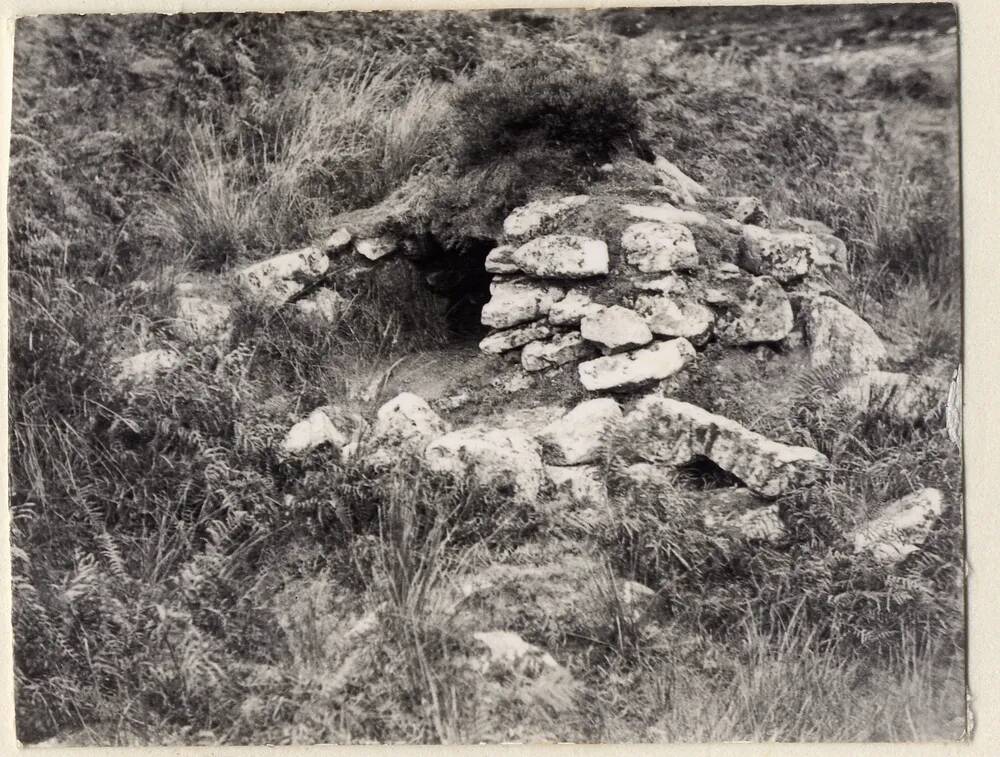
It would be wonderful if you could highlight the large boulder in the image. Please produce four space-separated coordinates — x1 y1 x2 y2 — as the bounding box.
622 396 829 498
511 235 609 279
801 295 887 374
481 279 566 329
236 247 329 305
522 332 596 372
425 427 545 503
171 296 232 344
479 321 552 355
620 222 699 273
739 225 822 282
547 290 605 326
503 195 589 240
535 398 623 465
580 305 653 354
621 202 707 227
370 392 450 461
849 488 945 565
633 294 714 344
578 338 695 392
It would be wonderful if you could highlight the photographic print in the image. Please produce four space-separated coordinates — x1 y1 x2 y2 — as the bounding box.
7 2 965 746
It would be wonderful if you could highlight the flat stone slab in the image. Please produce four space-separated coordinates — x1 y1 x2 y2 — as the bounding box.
479 321 552 355
511 234 609 279
503 195 590 240
578 338 695 392
622 396 829 498
621 202 707 227
481 279 566 330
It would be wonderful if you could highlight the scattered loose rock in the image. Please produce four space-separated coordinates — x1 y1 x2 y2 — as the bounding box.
294 288 348 325
622 202 708 227
171 296 232 345
113 349 181 387
850 488 945 565
237 247 330 305
281 407 349 456
355 236 397 261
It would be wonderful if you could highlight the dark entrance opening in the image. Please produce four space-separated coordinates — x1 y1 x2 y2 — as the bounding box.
409 234 495 339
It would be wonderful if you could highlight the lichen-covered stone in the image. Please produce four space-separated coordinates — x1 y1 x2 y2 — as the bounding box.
280 408 349 456
503 195 589 240
621 202 708 227
548 290 606 326
850 488 945 565
621 221 699 273
633 294 714 344
522 332 596 372
485 244 519 274
536 398 623 465
294 288 348 325
236 247 329 305
622 396 828 498
511 234 609 279
578 338 695 392
171 296 232 344
370 392 450 461
739 225 822 282
801 295 887 374
425 427 545 504
355 236 397 261
713 276 794 345
580 305 652 354
479 321 552 355
481 279 566 329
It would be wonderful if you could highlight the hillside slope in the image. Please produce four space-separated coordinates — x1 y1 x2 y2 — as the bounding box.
9 6 962 745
